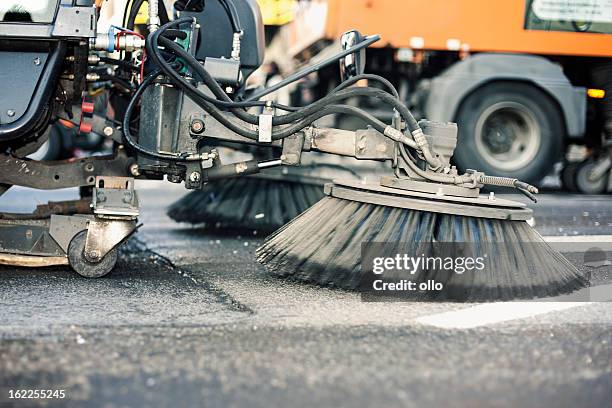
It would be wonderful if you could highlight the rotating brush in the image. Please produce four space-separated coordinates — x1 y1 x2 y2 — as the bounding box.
167 154 384 232
257 179 587 301
167 174 324 232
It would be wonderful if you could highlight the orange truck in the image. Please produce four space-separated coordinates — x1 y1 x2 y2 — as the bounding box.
278 0 612 191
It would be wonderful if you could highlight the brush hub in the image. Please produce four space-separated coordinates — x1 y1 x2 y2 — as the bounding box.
324 178 533 221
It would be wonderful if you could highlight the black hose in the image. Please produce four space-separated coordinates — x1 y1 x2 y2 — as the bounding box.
161 29 188 40
99 56 139 72
126 0 145 30
219 0 242 33
127 0 169 30
174 0 205 12
333 74 399 99
99 74 136 91
158 34 414 129
148 19 422 143
158 0 170 25
124 70 389 160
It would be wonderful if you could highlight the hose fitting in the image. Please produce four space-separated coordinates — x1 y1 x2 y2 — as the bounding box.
411 128 442 171
384 126 417 148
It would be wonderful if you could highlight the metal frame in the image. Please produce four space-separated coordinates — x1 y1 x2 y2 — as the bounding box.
325 179 532 221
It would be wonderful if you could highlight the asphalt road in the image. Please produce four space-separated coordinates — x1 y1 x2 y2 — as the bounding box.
0 183 611 407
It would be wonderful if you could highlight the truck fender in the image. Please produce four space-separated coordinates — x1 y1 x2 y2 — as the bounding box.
423 53 586 138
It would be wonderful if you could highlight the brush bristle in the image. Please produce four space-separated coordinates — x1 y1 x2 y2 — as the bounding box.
167 177 325 232
257 196 588 301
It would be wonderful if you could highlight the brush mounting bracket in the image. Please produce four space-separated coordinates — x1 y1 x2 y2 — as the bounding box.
325 179 532 221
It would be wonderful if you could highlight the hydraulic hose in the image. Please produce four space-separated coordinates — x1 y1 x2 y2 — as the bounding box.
158 33 412 129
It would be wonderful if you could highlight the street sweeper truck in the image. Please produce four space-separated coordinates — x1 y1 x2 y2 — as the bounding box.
276 0 612 192
0 0 586 300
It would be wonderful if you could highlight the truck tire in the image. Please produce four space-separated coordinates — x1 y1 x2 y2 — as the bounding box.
453 82 564 185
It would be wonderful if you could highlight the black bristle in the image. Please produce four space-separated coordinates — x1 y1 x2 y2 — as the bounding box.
167 177 325 232
257 196 588 301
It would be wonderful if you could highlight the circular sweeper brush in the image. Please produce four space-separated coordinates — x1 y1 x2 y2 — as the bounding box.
257 178 587 301
167 173 325 232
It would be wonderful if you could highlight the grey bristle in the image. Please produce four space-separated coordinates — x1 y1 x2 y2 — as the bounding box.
257 196 588 301
167 177 325 232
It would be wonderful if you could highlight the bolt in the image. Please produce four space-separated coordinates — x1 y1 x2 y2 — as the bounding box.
6 109 15 117
189 171 201 183
33 57 41 66
129 164 140 177
190 119 205 135
357 139 367 153
96 191 106 202
122 191 133 203
88 250 101 261
103 126 114 137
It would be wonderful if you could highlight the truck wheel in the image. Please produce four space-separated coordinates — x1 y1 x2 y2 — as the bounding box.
68 231 118 278
575 160 608 194
454 82 563 185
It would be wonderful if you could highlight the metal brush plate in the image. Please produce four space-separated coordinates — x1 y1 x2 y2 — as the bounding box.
379 176 481 198
325 179 533 221
248 170 328 186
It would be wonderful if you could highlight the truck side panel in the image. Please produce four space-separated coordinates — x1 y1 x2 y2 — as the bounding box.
319 0 612 57
424 53 586 138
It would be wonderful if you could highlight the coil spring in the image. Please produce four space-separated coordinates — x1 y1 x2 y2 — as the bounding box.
478 175 516 187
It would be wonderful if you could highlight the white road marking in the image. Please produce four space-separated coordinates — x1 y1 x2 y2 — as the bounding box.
543 235 612 243
416 285 612 330
415 302 586 329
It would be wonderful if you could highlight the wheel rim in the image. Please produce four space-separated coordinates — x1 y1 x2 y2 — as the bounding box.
474 102 541 172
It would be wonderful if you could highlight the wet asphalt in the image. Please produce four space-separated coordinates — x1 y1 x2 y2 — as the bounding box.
0 183 610 407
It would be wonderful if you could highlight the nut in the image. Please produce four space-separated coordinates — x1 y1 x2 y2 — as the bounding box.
87 250 101 261
189 172 201 183
190 119 205 135
103 126 114 137
129 164 140 177
6 109 15 117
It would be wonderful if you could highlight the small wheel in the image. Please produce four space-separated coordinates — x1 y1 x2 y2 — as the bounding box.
561 162 580 192
68 231 118 278
576 161 609 194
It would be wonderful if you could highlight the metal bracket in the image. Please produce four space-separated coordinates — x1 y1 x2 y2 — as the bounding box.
0 148 133 190
325 178 531 221
380 176 480 198
92 176 139 219
258 104 274 143
51 6 96 38
84 219 136 262
281 133 305 165
49 214 90 253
